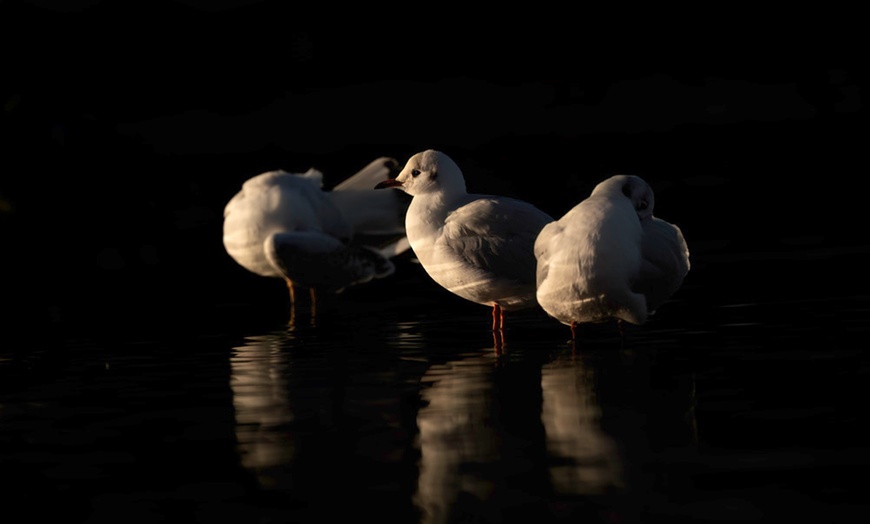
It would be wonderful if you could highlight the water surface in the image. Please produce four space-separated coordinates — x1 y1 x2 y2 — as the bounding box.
2 263 868 523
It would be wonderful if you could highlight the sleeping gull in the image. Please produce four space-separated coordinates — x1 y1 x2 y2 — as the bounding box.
223 156 411 316
374 150 554 341
534 174 690 340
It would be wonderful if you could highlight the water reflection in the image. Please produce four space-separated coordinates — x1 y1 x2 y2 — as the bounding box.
582 344 701 522
414 339 627 522
541 352 622 496
415 349 502 523
230 330 296 489
228 308 699 522
1 287 866 522
227 316 428 520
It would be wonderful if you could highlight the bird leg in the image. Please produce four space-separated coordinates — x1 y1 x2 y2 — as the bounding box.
309 287 318 325
491 304 506 354
493 330 504 354
285 279 296 303
286 279 297 327
491 303 506 332
570 321 578 349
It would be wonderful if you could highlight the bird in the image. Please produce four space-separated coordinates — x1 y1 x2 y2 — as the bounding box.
374 150 554 345
223 156 411 319
534 174 690 341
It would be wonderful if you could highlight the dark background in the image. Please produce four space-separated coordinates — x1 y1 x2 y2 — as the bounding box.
0 5 867 523
1 1 865 342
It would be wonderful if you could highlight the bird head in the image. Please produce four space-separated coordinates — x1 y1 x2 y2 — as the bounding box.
374 150 466 197
593 174 656 220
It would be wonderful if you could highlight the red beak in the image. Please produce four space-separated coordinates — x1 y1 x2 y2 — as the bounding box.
374 178 403 189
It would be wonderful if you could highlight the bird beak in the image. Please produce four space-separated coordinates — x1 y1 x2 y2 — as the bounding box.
374 178 403 189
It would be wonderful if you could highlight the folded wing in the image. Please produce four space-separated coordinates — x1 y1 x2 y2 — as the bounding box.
265 232 396 293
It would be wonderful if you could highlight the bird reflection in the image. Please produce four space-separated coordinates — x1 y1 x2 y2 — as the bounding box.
540 351 622 496
230 329 296 489
581 344 700 522
415 350 502 523
415 342 617 523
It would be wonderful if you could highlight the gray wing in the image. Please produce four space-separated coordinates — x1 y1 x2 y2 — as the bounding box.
442 197 554 285
637 217 690 310
533 219 564 288
264 232 395 293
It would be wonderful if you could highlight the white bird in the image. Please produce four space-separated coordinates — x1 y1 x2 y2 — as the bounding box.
374 150 554 339
534 174 690 339
223 157 411 315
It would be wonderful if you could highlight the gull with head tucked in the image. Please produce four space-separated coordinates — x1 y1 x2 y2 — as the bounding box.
375 150 554 340
223 156 411 319
534 174 690 341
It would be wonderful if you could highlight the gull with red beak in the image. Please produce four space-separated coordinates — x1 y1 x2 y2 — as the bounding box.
375 150 553 347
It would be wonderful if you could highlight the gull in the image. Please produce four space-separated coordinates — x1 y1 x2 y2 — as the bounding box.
374 150 554 341
534 174 690 340
223 156 411 316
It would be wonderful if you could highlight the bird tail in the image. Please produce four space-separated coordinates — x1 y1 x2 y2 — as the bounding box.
375 236 412 258
333 157 400 191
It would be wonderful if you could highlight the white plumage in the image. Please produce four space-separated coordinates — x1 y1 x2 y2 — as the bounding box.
223 157 410 306
375 150 554 333
534 174 690 334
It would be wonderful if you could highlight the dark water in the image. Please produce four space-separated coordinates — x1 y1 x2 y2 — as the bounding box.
2 250 868 524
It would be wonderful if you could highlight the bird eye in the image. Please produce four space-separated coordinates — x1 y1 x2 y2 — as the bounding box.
411 169 421 178
637 200 649 211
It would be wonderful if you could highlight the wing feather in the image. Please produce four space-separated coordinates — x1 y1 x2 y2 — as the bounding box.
441 197 553 285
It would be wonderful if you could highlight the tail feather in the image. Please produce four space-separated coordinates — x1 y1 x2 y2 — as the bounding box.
333 157 400 191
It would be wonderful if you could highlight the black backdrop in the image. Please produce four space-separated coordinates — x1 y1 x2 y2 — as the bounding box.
1 1 865 340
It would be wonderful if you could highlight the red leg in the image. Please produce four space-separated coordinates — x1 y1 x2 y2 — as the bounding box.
493 330 503 354
285 279 297 327
285 279 296 303
491 304 502 332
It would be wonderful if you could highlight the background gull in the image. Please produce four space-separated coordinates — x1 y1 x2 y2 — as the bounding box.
223 157 410 317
